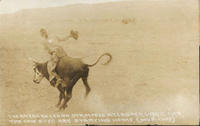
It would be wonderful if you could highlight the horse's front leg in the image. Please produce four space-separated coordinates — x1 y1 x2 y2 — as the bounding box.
59 87 72 110
56 85 65 108
59 74 81 110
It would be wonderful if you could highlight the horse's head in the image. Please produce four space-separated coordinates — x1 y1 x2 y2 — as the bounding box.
29 58 45 84
32 61 45 84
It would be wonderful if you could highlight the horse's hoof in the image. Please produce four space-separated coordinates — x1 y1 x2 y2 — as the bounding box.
55 104 60 108
84 94 89 99
63 104 68 109
59 106 63 110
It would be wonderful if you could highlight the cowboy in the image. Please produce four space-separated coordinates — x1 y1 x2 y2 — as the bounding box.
40 28 67 88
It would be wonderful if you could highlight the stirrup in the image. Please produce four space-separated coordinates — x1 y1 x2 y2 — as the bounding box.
55 79 63 88
49 79 57 87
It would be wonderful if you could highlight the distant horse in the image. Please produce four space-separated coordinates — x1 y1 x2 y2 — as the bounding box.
32 53 112 110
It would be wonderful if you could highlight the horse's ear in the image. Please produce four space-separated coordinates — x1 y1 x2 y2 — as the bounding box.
28 57 39 66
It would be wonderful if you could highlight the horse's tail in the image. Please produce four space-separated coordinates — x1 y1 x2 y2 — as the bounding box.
87 53 112 67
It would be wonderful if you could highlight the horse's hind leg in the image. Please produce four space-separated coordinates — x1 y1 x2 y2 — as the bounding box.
81 68 90 98
82 77 91 98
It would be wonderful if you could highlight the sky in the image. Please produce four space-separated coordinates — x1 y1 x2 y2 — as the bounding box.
0 0 125 14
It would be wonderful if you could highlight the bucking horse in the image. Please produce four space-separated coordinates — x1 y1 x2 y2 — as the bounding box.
31 53 112 110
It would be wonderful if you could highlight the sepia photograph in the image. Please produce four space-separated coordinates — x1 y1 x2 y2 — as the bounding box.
0 0 199 125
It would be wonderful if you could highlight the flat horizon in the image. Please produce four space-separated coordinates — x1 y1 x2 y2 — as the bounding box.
0 0 128 14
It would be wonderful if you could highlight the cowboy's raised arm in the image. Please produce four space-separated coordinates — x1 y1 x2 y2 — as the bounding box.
40 28 55 55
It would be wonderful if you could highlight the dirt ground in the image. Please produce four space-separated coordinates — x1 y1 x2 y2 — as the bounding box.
0 0 199 125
